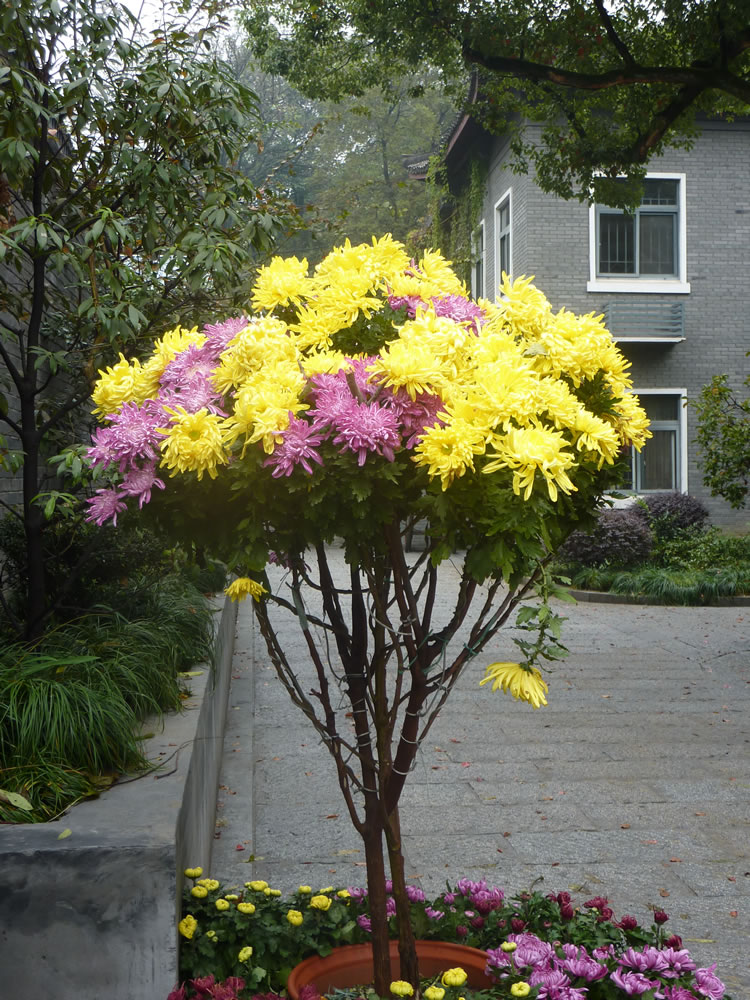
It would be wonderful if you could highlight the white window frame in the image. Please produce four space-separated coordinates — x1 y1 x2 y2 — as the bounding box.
587 173 690 294
626 388 688 494
471 220 485 299
494 188 512 297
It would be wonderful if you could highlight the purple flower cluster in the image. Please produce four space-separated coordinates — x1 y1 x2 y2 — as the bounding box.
485 933 725 999
387 293 487 328
86 318 241 524
264 359 443 478
167 975 246 1000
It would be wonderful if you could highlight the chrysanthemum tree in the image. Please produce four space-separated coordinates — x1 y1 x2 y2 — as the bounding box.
85 236 649 994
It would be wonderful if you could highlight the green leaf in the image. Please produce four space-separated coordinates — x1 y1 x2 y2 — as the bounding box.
0 789 33 811
58 828 72 840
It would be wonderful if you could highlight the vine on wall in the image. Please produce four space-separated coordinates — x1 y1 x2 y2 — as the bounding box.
422 155 488 284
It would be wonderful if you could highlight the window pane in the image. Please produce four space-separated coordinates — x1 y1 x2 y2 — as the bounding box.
499 233 510 276
599 213 634 273
641 395 679 421
637 429 677 490
639 214 676 275
498 201 510 229
642 179 678 206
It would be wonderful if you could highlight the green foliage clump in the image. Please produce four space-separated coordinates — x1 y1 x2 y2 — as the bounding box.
636 491 709 542
0 575 216 824
695 372 750 509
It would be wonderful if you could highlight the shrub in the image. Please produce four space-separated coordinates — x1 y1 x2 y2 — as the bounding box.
636 491 709 542
559 507 653 568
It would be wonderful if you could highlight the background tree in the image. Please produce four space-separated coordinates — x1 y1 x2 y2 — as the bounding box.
221 35 453 262
0 0 295 639
695 371 750 509
240 0 750 207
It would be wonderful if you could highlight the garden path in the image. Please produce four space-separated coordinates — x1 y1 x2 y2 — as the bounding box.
210 545 750 994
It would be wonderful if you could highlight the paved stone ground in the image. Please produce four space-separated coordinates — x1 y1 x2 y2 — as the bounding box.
211 547 750 994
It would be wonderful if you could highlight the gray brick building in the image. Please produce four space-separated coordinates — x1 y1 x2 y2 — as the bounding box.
444 114 750 528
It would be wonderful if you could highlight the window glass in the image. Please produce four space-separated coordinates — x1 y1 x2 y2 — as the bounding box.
596 177 680 279
599 214 634 273
635 429 677 490
639 214 675 274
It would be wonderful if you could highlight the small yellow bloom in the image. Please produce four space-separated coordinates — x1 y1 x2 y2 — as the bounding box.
237 902 256 915
287 909 304 926
424 987 446 1000
215 898 230 911
336 889 351 899
500 941 518 953
480 662 549 710
298 885 312 894
268 888 282 896
206 930 217 940
441 969 467 987
318 886 335 893
247 880 269 891
238 946 254 963
390 981 414 997
309 894 332 911
184 867 203 879
197 878 220 891
224 894 239 901
190 886 208 899
178 915 197 940
511 984 531 997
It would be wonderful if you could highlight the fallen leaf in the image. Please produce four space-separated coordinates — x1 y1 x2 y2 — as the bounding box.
669 857 682 863
551 862 560 867
326 814 339 819
235 844 244 851
496 849 503 854
503 831 512 837
461 762 471 767
450 738 461 743
728 876 736 882
641 839 659 845
659 889 670 897
695 811 706 816
729 910 738 917
621 823 631 829
0 789 32 811
58 828 72 840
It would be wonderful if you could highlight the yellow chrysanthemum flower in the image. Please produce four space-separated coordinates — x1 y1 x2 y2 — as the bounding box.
184 867 203 879
158 407 227 480
441 968 468 988
298 885 312 894
212 317 295 395
413 417 487 490
251 255 310 312
190 885 208 899
197 878 220 890
390 981 414 997
368 339 445 400
287 909 304 926
238 946 253 963
424 988 446 1000
484 426 577 502
309 894 332 911
246 880 269 891
215 898 230 911
225 577 268 603
416 249 467 297
510 983 531 998
237 902 256 915
91 354 144 417
178 915 197 940
480 662 549 709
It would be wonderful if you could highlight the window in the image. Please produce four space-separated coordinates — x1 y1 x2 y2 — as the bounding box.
495 190 512 292
471 222 485 299
587 174 690 293
622 391 687 493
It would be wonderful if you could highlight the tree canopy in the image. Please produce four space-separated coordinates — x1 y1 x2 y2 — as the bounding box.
694 372 750 509
240 0 750 206
0 0 294 637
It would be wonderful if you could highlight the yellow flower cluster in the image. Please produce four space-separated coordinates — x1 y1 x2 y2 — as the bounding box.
225 577 268 603
91 236 648 508
441 968 468 987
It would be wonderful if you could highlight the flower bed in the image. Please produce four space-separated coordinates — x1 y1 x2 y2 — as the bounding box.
170 873 732 999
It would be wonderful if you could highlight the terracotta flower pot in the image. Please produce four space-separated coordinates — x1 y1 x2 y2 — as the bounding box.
286 940 490 999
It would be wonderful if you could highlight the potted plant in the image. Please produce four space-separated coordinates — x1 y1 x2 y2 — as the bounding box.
85 237 649 995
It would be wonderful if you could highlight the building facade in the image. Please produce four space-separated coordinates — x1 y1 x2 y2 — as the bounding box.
445 115 750 527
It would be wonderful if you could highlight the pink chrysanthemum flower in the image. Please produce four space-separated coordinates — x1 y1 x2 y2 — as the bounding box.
87 399 163 472
431 293 486 326
117 462 166 508
263 415 325 477
694 964 726 999
160 344 216 390
159 376 226 415
619 946 670 974
610 968 660 995
388 294 427 317
381 388 444 448
202 316 248 354
85 488 128 526
660 947 697 978
561 953 608 982
331 401 400 465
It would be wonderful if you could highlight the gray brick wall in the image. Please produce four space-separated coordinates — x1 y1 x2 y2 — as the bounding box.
474 119 750 528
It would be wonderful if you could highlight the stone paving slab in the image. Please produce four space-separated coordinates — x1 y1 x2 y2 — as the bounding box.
210 546 750 993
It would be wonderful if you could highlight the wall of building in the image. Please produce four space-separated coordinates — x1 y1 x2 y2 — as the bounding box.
473 119 750 528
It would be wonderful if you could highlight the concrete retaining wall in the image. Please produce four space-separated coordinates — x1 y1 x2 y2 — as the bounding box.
0 595 238 1000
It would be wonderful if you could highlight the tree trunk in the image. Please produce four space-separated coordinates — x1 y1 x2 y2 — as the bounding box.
21 390 45 641
362 800 392 996
385 804 419 987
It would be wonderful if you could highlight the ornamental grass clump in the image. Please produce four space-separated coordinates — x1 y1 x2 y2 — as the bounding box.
85 236 650 994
